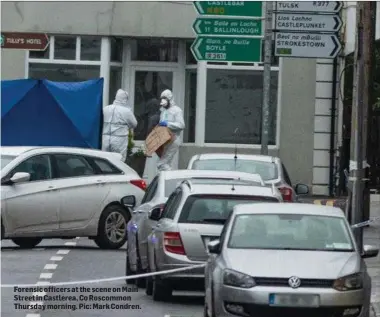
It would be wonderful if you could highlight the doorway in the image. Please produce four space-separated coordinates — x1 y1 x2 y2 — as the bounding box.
129 66 179 181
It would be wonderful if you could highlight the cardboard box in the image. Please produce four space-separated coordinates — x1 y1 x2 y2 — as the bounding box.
145 126 173 157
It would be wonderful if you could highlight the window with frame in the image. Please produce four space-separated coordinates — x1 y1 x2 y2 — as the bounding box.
54 154 96 178
161 189 183 219
205 69 278 145
91 158 122 175
130 39 178 62
141 176 159 204
10 155 52 182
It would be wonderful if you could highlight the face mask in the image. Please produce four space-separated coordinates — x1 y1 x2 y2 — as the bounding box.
160 98 169 107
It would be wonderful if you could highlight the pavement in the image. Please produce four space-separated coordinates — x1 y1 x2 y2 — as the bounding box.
1 195 379 317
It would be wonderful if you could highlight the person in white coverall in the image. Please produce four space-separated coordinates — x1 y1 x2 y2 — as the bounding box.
102 89 137 162
157 89 185 171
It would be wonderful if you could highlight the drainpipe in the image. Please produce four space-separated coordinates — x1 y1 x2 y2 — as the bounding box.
328 58 339 197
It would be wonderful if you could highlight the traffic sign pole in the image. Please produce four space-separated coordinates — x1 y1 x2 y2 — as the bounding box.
261 1 274 155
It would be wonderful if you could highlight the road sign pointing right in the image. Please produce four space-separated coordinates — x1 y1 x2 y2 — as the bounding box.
275 1 343 13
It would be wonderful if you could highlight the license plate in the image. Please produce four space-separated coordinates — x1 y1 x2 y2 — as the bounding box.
269 294 320 307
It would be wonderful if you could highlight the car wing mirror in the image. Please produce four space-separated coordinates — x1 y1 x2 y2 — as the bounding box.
295 183 309 195
149 207 163 221
207 240 221 254
121 195 136 209
361 245 379 259
9 172 31 184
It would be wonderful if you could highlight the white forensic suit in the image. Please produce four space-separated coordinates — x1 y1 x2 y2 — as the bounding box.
157 89 185 171
102 89 138 162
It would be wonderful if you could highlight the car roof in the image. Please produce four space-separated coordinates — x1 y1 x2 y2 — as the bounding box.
192 153 278 163
182 183 280 198
1 146 41 156
160 169 264 184
234 203 345 217
1 146 123 161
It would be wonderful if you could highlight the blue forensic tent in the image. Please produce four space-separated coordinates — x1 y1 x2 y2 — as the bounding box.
1 78 103 149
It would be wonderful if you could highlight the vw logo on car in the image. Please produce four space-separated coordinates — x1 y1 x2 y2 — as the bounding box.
288 276 301 288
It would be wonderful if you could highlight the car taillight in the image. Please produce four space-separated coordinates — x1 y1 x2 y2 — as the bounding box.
278 186 293 202
130 179 147 191
164 232 185 255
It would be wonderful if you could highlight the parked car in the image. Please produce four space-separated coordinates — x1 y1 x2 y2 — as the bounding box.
125 169 266 287
145 179 283 301
204 203 379 317
1 146 146 249
187 153 309 202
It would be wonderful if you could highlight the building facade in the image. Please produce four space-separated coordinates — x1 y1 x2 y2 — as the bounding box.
1 1 335 193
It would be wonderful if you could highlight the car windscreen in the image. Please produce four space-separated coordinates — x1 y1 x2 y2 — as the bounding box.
164 178 263 197
228 213 354 252
191 159 278 181
178 195 279 224
1 155 16 170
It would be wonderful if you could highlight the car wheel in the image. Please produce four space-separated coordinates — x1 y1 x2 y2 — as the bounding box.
152 277 172 302
95 205 129 249
125 246 136 285
12 238 42 249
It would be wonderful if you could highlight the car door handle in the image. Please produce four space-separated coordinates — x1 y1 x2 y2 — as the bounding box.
47 186 57 192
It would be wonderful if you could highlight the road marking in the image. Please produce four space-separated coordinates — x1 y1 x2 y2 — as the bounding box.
43 264 57 270
36 281 50 285
26 314 41 317
64 242 77 246
50 256 63 261
57 250 70 255
39 273 53 279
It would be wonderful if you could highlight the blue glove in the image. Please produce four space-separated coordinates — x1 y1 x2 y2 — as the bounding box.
159 121 168 127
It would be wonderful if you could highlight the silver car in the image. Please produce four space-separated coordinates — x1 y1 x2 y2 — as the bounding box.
126 169 265 287
187 153 310 202
146 180 282 301
204 203 379 317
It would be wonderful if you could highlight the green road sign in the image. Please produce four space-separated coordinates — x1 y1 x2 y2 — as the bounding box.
194 1 262 17
193 18 262 36
191 36 262 62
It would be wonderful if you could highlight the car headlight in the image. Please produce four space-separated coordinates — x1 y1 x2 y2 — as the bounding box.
223 269 256 288
333 273 363 291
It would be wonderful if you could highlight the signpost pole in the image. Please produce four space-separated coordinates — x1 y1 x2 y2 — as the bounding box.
260 1 274 155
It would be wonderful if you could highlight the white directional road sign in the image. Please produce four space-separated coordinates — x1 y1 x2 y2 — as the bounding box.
275 13 342 32
274 32 342 58
275 1 343 13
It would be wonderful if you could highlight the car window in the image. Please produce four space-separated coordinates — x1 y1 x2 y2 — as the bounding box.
141 176 159 204
161 189 182 219
92 158 122 175
228 214 354 251
1 155 16 170
192 159 278 181
54 154 96 178
178 195 279 224
10 155 52 182
219 212 233 248
282 163 292 186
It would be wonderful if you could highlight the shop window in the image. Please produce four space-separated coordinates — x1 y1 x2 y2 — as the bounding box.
29 48 49 59
133 71 173 140
186 41 197 65
205 69 278 145
109 67 123 105
130 39 178 62
184 70 197 143
54 36 77 60
111 38 123 62
29 63 100 82
80 36 101 61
